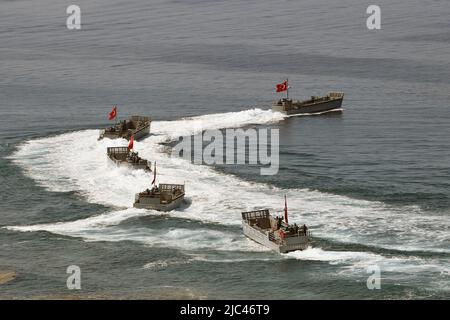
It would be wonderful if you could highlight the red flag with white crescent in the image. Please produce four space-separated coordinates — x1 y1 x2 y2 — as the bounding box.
276 80 288 93
108 106 117 120
127 135 134 151
151 162 156 185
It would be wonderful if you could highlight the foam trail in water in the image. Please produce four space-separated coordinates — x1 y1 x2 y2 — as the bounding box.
8 210 448 282
152 108 285 140
9 108 450 257
7 208 268 253
7 208 144 233
286 247 449 287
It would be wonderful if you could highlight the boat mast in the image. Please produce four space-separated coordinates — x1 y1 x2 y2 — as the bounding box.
284 195 289 224
151 162 157 186
286 78 289 100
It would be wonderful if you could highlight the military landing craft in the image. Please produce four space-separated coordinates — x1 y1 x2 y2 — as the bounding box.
107 147 151 171
272 92 344 115
241 197 311 253
99 115 151 141
133 163 185 211
134 183 185 211
272 79 344 115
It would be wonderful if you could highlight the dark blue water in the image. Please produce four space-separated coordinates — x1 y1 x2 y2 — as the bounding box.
0 0 449 299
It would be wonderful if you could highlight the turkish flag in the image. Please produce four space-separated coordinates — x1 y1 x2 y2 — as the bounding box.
276 80 288 93
127 135 134 151
108 106 117 120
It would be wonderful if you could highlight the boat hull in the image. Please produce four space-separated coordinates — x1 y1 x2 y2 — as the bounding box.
133 194 184 211
99 116 151 141
272 95 343 115
101 124 150 141
108 157 150 171
242 222 309 253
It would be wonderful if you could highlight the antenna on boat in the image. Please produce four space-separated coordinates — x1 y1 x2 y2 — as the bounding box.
284 195 289 224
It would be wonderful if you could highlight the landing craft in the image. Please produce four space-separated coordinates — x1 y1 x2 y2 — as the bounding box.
241 196 311 253
133 163 186 211
134 184 185 211
98 106 151 140
107 147 151 172
272 79 344 115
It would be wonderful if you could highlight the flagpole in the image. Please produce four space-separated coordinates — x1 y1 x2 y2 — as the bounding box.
284 195 289 224
151 162 157 186
286 78 289 100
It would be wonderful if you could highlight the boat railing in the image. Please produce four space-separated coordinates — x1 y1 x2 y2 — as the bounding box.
131 116 151 130
328 92 344 98
241 209 270 221
131 115 151 123
107 146 129 155
268 231 275 242
133 123 150 135
160 183 185 193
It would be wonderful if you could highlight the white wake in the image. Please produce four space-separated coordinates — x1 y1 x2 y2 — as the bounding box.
6 108 450 281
